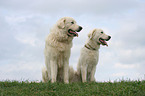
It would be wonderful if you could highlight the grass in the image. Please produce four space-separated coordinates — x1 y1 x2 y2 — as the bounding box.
0 80 145 96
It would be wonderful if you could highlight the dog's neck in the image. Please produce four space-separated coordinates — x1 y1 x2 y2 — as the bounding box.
85 39 100 51
50 26 74 43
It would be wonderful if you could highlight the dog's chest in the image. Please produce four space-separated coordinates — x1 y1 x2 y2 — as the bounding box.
46 35 73 51
85 50 99 65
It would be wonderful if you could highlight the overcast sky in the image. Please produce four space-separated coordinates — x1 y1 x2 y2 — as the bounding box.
0 0 145 82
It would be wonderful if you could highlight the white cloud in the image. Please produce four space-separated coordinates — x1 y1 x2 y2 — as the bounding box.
0 60 43 81
15 33 39 47
112 72 127 77
5 15 30 24
114 63 140 69
116 47 145 64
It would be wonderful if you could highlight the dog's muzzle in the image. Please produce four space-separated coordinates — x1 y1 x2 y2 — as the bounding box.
99 36 111 46
67 26 83 37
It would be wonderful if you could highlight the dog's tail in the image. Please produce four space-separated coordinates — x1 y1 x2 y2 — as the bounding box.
42 66 49 82
69 66 81 83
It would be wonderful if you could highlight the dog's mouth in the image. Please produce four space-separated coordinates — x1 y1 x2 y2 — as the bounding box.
67 29 79 37
99 38 109 46
67 27 82 37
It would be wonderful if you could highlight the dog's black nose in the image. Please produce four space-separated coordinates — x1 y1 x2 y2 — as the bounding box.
77 26 83 32
106 36 111 41
108 36 111 39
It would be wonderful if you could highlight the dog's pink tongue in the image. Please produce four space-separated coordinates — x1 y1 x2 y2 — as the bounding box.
104 41 108 46
100 39 108 46
103 40 106 44
70 31 78 37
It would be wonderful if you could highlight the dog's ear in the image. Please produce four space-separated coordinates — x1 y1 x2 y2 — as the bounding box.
88 29 96 39
57 18 66 29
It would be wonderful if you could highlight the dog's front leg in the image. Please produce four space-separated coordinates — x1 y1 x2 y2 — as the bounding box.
90 65 96 82
50 59 57 83
63 59 69 83
81 65 87 82
45 56 51 81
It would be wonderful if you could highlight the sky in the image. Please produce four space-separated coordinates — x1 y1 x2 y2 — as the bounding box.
0 0 145 82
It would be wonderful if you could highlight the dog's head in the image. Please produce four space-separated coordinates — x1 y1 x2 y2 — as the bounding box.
57 17 83 37
88 28 111 46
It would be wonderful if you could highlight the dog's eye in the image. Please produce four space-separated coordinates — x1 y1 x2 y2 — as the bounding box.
71 22 74 24
101 32 103 34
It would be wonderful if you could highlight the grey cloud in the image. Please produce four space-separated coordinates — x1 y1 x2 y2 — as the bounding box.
109 7 145 64
0 16 24 61
0 14 46 77
0 0 140 16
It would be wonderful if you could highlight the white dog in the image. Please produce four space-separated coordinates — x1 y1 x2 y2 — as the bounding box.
42 17 82 83
77 28 111 82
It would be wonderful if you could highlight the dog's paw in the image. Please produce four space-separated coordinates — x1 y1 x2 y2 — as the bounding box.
64 80 69 84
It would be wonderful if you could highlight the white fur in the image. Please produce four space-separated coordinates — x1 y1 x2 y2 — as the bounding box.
42 17 82 83
77 28 111 82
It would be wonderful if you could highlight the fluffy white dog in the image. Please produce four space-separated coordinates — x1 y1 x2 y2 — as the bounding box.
42 17 82 83
77 28 111 82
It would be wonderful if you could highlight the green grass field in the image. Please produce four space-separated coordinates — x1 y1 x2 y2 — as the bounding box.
0 80 145 96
